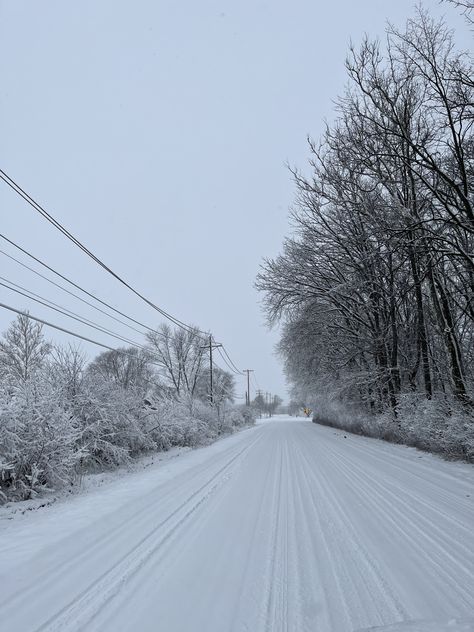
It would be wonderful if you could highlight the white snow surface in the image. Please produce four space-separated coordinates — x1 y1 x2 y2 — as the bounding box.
356 620 474 631
0 417 473 632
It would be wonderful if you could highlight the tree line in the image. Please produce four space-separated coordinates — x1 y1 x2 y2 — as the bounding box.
0 314 253 502
257 7 474 459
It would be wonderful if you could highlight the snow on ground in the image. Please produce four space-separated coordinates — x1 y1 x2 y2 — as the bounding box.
0 446 190 525
357 620 474 631
0 417 473 632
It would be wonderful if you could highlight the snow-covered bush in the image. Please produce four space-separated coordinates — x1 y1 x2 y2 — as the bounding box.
312 397 368 436
146 397 220 447
140 397 256 451
229 406 256 428
143 397 205 448
0 316 249 503
144 399 181 451
311 391 474 461
443 409 474 460
0 380 81 501
75 375 154 469
393 395 474 459
192 401 256 437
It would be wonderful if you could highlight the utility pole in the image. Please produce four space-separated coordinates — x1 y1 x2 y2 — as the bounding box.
200 336 222 405
243 369 254 406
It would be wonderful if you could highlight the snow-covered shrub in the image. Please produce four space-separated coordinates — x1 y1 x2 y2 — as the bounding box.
181 416 213 447
229 406 256 428
0 380 81 501
443 408 474 460
311 391 474 461
191 401 256 437
141 396 214 448
144 397 190 448
142 397 254 448
75 375 154 469
312 396 368 436
392 395 474 459
390 395 444 451
191 398 220 438
174 398 219 446
144 403 179 452
0 316 251 503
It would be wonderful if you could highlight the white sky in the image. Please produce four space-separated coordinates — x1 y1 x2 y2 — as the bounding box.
0 0 471 400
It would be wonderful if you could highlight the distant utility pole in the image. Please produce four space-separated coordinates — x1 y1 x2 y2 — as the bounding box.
200 336 222 405
243 369 254 406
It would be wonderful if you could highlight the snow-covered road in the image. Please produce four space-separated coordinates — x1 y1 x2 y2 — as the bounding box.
1 417 473 632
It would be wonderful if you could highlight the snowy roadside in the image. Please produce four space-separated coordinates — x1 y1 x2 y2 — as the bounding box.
0 423 259 570
0 426 255 556
0 445 190 524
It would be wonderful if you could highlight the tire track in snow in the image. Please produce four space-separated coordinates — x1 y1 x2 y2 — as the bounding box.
313 427 474 616
294 431 410 629
321 436 474 596
333 433 473 516
262 439 284 631
285 431 304 631
291 432 355 631
227 435 279 632
0 433 264 613
28 433 263 632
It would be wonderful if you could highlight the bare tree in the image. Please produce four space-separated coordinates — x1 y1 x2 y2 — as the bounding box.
88 347 154 392
443 0 474 25
257 8 474 427
146 325 206 398
49 344 87 401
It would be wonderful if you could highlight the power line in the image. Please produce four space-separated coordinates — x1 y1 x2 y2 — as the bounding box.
0 169 207 336
0 298 177 376
0 301 148 356
0 289 247 392
0 279 150 351
251 371 260 391
0 246 245 383
1 174 245 373
0 247 146 336
219 344 242 374
0 235 246 381
0 233 158 334
216 346 241 375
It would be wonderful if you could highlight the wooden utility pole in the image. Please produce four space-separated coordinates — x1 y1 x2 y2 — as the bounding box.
200 336 222 405
243 369 253 406
266 392 271 417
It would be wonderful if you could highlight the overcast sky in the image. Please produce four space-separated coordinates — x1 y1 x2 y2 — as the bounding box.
0 0 470 400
